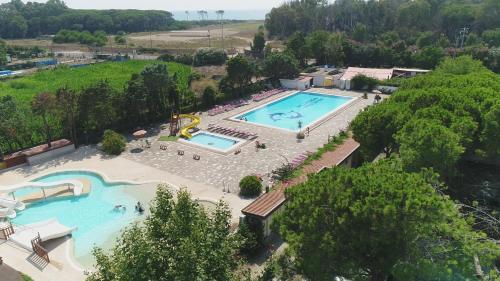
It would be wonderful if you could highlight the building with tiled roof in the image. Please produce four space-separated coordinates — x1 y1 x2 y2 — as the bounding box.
241 137 360 237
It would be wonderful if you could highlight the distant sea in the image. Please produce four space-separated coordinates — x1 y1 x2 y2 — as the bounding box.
171 10 268 21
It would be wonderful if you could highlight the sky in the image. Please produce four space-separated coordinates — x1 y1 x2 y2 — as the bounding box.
0 0 285 11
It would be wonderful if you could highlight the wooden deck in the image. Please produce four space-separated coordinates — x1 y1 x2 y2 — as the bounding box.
18 178 91 204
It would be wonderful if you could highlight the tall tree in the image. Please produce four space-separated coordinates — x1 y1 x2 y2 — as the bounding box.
86 186 243 281
286 31 308 66
31 92 56 147
221 55 256 97
77 81 117 143
251 31 266 57
276 159 499 281
141 64 170 120
56 87 78 147
263 52 300 82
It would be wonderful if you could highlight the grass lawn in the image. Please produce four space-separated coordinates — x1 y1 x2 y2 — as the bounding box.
158 135 180 142
0 60 191 104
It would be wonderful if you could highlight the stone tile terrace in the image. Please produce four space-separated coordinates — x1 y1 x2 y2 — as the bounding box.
122 88 381 193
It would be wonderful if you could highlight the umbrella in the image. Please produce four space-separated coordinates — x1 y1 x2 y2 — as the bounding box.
372 89 382 94
133 130 147 139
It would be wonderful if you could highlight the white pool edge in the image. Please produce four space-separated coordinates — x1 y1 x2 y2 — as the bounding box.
229 91 358 133
177 131 247 154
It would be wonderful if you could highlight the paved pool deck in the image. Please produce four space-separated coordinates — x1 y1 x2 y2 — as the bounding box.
0 87 384 280
123 88 379 192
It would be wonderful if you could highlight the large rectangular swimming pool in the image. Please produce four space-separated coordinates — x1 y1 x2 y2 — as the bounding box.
232 92 354 132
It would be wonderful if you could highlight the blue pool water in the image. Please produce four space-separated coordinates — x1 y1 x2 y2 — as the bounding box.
12 171 143 266
234 92 353 131
187 132 240 151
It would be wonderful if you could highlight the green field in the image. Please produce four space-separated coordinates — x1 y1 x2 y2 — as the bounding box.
0 60 191 103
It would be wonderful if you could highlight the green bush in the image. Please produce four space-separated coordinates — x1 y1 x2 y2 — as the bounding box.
102 130 126 155
238 217 267 257
202 86 217 109
193 48 227 66
53 29 107 47
174 54 194 65
157 53 175 62
239 175 262 197
351 74 379 91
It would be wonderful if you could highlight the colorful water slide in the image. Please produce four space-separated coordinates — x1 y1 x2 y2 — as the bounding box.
178 114 201 139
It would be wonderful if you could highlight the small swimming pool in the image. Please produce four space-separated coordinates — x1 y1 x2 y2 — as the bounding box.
11 171 146 267
232 92 354 132
180 131 243 153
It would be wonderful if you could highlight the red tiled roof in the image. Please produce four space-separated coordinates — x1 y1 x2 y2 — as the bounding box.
241 137 360 218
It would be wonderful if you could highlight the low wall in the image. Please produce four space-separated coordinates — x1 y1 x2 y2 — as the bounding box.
26 144 75 166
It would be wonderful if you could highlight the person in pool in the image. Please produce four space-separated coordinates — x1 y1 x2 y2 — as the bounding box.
135 202 144 214
114 205 126 211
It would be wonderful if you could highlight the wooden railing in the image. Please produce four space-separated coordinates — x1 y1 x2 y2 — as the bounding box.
0 221 14 240
31 233 50 263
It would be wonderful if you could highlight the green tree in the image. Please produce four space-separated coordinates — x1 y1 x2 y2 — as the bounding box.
416 31 434 48
276 159 499 281
263 52 300 82
56 87 78 147
286 31 308 66
201 86 216 109
122 73 148 127
396 119 464 177
412 46 445 69
351 102 408 160
31 92 56 147
251 31 266 57
352 23 368 42
480 101 500 156
86 186 242 281
77 81 117 143
306 30 330 65
482 28 500 47
0 39 7 66
221 55 256 96
141 64 170 120
0 95 28 153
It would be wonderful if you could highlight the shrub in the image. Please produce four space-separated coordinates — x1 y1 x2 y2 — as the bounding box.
202 86 217 109
193 48 227 66
237 221 261 256
157 53 175 62
297 132 305 139
174 54 194 65
239 175 262 197
102 130 126 155
351 74 379 91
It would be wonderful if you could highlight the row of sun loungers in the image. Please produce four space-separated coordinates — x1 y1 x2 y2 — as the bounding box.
207 99 250 116
251 88 285 102
207 89 284 117
207 125 258 140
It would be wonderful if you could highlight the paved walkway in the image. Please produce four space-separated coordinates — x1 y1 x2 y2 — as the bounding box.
0 262 22 281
